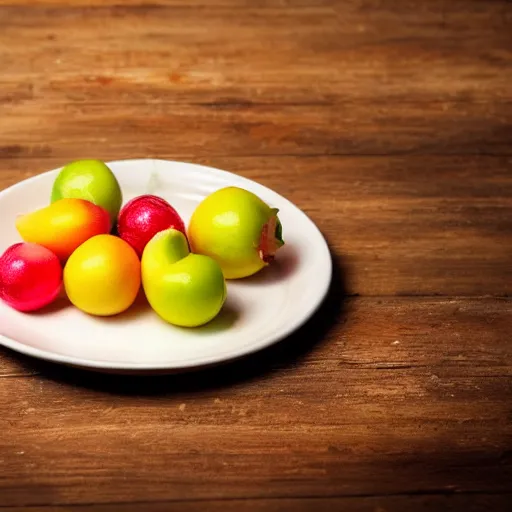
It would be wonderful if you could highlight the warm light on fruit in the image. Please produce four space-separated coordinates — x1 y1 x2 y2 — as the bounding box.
117 194 187 258
187 186 284 279
1 160 297 337
63 234 141 316
15 198 111 261
0 242 62 312
141 228 226 327
51 159 123 228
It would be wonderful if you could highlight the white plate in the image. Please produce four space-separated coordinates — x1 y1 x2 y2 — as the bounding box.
0 159 332 373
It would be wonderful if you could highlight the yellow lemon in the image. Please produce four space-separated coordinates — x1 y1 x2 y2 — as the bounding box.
64 234 141 316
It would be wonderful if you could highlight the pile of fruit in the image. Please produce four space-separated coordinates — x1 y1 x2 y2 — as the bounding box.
0 160 285 328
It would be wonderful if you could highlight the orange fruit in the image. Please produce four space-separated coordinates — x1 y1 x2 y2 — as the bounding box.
15 198 111 262
63 234 141 316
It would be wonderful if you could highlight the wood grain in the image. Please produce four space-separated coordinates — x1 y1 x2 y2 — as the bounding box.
13 495 512 512
1 102 511 160
1 298 511 506
1 155 511 297
1 1 511 106
1 0 511 510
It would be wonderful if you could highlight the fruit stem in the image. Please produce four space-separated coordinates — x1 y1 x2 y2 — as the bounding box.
258 209 284 264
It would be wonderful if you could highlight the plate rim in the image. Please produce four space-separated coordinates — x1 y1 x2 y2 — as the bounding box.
0 158 333 372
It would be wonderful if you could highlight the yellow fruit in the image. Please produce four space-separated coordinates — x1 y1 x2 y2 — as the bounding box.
188 187 284 279
63 234 141 316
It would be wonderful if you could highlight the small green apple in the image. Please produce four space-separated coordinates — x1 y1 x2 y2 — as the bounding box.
141 228 227 327
51 159 123 228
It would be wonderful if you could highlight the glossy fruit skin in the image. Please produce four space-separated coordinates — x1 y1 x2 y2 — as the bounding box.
63 234 141 316
15 198 111 262
0 242 62 312
188 186 284 279
117 195 187 258
51 159 123 228
141 228 226 327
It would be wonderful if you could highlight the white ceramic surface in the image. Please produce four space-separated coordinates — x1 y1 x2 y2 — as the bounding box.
0 159 332 372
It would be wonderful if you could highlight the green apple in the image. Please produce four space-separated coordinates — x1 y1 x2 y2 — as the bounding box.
141 228 227 327
51 159 123 228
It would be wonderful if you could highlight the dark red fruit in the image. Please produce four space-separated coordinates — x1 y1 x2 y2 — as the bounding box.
117 195 187 258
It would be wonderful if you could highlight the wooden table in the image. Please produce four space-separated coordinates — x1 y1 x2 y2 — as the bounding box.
1 1 511 510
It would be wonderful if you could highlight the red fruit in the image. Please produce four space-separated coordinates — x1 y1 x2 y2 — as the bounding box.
117 195 186 257
0 242 63 312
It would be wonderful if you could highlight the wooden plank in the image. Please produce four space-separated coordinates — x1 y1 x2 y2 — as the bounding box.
1 155 511 297
0 2 511 509
1 101 512 159
0 1 510 105
1 298 511 506
2 296 511 374
13 495 512 512
0 1 335 5
0 360 37 377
